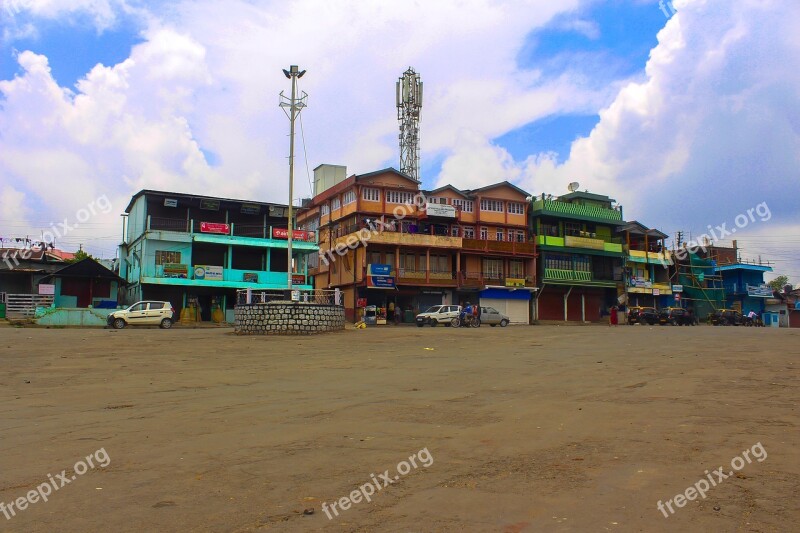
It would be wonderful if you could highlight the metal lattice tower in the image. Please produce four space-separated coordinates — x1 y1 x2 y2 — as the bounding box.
396 67 423 181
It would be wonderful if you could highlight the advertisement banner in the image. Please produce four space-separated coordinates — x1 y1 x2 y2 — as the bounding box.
272 228 311 241
199 222 230 234
367 276 396 289
194 265 224 280
368 264 392 276
163 263 188 279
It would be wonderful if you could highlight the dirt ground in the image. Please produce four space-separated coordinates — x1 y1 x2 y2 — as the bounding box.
1 323 798 532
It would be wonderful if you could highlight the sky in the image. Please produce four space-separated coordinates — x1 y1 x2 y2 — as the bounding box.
0 0 798 282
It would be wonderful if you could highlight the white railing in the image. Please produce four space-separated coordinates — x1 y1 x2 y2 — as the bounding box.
236 288 342 306
5 294 54 317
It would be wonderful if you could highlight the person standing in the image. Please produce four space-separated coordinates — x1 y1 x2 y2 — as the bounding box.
609 305 619 326
473 302 480 327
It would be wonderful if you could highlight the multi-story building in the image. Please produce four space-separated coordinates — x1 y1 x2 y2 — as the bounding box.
297 166 537 323
616 221 673 308
119 190 317 322
702 241 774 315
529 190 626 322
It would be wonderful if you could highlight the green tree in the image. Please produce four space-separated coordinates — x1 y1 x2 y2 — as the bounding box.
767 275 789 292
66 249 93 263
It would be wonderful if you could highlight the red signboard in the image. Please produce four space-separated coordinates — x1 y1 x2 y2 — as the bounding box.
291 274 306 285
357 298 367 308
200 222 230 235
272 228 311 241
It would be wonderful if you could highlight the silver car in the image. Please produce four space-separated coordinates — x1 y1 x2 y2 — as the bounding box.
480 306 510 327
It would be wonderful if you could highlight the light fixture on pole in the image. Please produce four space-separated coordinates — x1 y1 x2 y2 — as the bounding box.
279 65 308 291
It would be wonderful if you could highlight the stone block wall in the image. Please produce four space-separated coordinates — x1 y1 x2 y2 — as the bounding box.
234 302 345 335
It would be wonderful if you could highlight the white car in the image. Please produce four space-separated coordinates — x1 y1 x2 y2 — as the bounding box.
416 305 461 327
107 301 175 329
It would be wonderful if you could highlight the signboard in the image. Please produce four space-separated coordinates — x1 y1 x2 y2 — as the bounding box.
199 198 220 210
368 264 392 276
194 265 224 280
291 290 300 302
367 275 396 289
200 222 230 235
38 283 55 295
243 272 259 283
292 274 306 285
357 298 367 308
564 235 605 250
631 277 652 289
653 288 660 296
240 203 261 215
672 284 683 292
746 284 773 297
505 278 526 288
164 198 178 207
425 203 457 218
272 228 311 241
163 263 188 278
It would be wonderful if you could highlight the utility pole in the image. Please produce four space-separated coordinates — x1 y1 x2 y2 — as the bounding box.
279 65 308 290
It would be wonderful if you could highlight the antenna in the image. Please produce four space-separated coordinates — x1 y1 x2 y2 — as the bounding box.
397 67 423 181
568 181 580 192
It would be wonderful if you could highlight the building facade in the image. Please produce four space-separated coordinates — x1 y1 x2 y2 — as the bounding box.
119 190 317 322
616 221 673 308
297 166 537 322
530 191 626 322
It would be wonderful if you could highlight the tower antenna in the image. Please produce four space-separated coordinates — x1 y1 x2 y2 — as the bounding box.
396 67 423 181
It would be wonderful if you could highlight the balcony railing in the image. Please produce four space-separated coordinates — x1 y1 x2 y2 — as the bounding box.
145 217 317 244
543 268 619 284
461 238 536 255
458 271 535 287
537 234 623 253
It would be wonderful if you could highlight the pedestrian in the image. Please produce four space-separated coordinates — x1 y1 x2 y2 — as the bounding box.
609 305 619 326
473 302 480 327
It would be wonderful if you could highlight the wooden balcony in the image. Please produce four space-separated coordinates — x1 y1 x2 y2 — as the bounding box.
461 238 536 256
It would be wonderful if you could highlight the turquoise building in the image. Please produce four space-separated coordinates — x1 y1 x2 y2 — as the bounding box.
119 190 317 322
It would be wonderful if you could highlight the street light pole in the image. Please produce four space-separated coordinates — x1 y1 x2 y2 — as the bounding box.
280 65 307 291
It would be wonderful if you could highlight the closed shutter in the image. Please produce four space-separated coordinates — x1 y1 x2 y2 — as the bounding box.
505 299 529 324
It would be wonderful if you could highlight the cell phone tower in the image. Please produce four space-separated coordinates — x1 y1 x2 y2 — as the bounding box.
396 67 423 181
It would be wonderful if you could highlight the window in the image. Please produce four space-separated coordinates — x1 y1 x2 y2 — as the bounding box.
480 199 504 212
482 258 503 278
496 230 504 241
451 226 460 237
509 260 524 278
343 190 356 205
507 202 524 214
362 187 380 202
452 199 474 212
155 250 181 265
430 255 449 272
386 190 415 204
564 222 581 237
401 253 416 271
321 203 330 216
130 303 146 312
480 227 488 240
463 226 475 239
507 231 515 242
516 230 526 242
331 197 341 210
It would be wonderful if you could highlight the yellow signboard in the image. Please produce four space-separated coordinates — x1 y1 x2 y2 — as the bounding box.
505 278 526 287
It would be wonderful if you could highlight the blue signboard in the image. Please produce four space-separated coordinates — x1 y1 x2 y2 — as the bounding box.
368 264 392 276
368 276 395 289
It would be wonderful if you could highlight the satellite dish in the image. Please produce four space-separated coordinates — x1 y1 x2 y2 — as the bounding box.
568 182 580 192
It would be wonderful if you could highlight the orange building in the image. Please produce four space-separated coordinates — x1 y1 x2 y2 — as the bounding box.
296 165 537 323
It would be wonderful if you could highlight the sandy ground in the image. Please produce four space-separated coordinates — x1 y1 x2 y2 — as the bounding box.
1 323 798 532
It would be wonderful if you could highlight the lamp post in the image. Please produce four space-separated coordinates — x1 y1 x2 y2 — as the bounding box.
279 65 307 291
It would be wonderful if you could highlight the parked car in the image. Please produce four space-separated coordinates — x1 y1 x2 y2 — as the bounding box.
710 309 745 326
415 305 461 327
627 306 658 325
107 301 175 329
658 307 697 326
480 306 510 327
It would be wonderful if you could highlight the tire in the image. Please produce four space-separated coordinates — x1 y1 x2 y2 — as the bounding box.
429 319 438 327
417 323 424 327
500 319 509 327
113 318 126 329
160 318 173 329
471 318 480 328
450 318 460 327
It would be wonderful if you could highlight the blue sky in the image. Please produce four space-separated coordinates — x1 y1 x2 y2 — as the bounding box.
0 0 798 280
